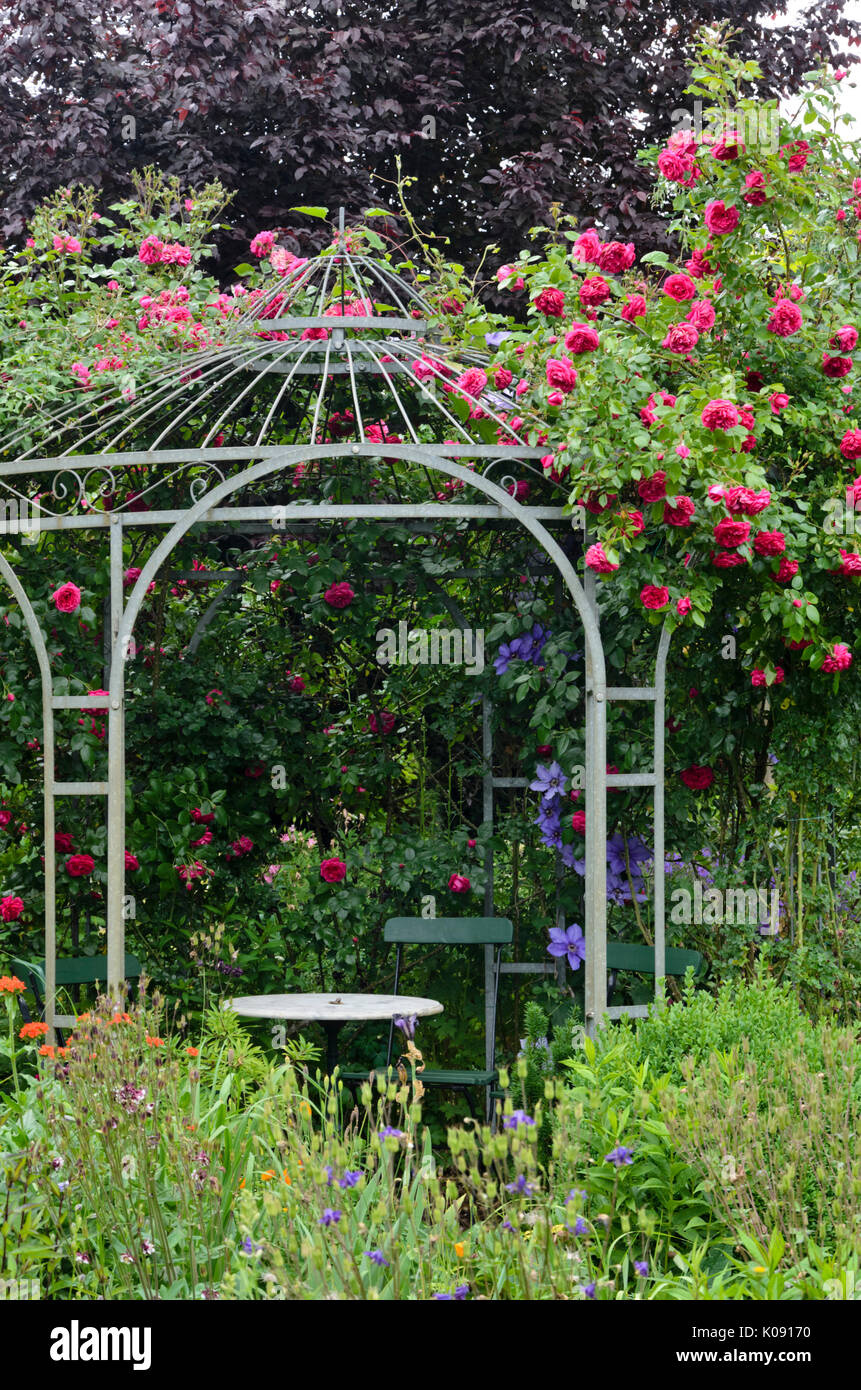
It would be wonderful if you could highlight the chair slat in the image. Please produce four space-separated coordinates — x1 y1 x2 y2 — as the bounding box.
384 917 513 945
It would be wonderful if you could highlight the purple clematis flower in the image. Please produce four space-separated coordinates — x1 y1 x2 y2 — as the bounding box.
529 761 567 804
547 922 586 971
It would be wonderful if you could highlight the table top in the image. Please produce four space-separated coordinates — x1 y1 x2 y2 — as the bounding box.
226 992 444 1023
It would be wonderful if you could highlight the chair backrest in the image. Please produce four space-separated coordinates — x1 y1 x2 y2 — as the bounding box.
606 943 704 978
384 917 513 946
12 953 143 989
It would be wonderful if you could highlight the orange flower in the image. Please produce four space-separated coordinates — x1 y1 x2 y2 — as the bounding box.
76 1012 91 1022
57 1046 70 1057
145 1036 164 1047
109 1011 132 1025
238 1178 246 1189
454 1242 465 1258
0 975 26 993
282 1170 292 1185
260 1170 275 1181
186 1046 199 1057
19 1021 49 1039
38 1044 56 1058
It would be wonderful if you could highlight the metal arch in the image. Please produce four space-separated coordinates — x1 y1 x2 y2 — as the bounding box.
0 550 57 1040
106 443 609 1033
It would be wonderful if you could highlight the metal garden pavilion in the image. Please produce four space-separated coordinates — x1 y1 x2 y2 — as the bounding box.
0 224 671 1047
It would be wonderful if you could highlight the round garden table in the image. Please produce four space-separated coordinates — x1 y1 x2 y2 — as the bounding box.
227 992 443 1074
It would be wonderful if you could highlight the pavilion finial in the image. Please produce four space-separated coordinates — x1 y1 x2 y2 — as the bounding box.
338 206 345 242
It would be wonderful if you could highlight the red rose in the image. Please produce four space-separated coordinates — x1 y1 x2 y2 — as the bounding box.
320 858 347 883
823 353 853 378
66 854 95 877
448 873 471 893
831 326 858 352
701 399 739 430
0 895 24 922
774 558 799 584
743 170 768 205
714 518 751 548
125 852 139 871
55 832 74 853
663 495 695 527
685 248 713 279
596 241 635 274
663 273 697 302
368 711 396 734
686 299 715 331
662 323 699 354
753 531 786 557
704 201 739 236
52 582 82 614
680 766 715 790
585 543 618 574
533 287 566 317
767 299 803 337
711 550 748 568
545 357 578 394
724 486 770 516
838 549 861 576
620 294 647 321
640 585 670 610
840 429 861 460
324 582 355 609
578 275 611 307
564 323 600 354
677 596 692 616
191 808 215 824
571 811 586 834
637 471 667 504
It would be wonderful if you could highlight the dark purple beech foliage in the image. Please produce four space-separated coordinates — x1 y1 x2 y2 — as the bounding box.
1 0 859 268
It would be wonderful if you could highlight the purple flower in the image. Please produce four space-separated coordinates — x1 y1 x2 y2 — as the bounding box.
319 1208 342 1227
634 1260 649 1277
547 922 586 971
364 1249 389 1267
573 1216 588 1235
435 1283 470 1300
582 1281 597 1299
529 761 567 804
604 1146 634 1167
378 1126 403 1139
485 331 513 348
504 1174 535 1195
502 1221 515 1232
338 1170 363 1190
503 1109 535 1130
393 1014 417 1039
239 1236 263 1255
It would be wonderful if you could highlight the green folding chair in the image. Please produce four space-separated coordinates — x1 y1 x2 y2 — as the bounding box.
606 942 706 1006
12 953 143 1046
340 917 513 1115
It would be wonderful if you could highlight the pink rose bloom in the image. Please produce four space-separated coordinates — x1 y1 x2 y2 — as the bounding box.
493 366 513 389
547 390 564 407
831 326 858 352
496 263 525 289
125 852 139 871
686 299 715 332
822 643 852 673
823 352 853 378
685 247 713 279
52 582 82 614
448 873 471 893
596 241 635 274
545 357 578 394
640 585 669 610
533 287 566 317
564 323 600 353
579 276 611 307
841 429 861 459
0 895 24 922
663 495 695 527
250 231 276 257
714 518 751 547
320 858 347 883
662 323 699 354
724 486 770 515
784 139 810 172
712 551 748 568
288 675 306 693
774 558 799 583
753 531 786 556
571 810 586 834
680 766 714 790
368 711 396 734
637 471 667 503
767 299 803 336
585 543 619 574
663 273 696 302
138 235 164 265
657 149 694 183
191 830 212 848
770 393 790 414
701 399 740 430
675 443 690 458
324 582 355 609
704 201 739 235
620 294 647 321
456 367 488 398
676 596 692 616
838 550 861 576
742 171 768 205
161 243 192 266
571 230 602 264
712 131 745 161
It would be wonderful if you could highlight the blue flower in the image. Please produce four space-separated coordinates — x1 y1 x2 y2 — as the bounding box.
547 923 585 971
319 1208 342 1227
573 1217 588 1235
338 1170 363 1190
634 1260 649 1277
529 761 567 803
504 1174 535 1195
364 1249 390 1267
604 1146 634 1167
582 1281 597 1299
378 1126 403 1139
393 1013 417 1039
503 1109 535 1130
